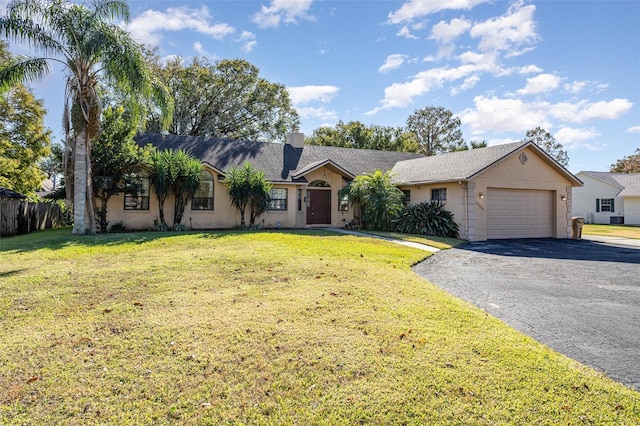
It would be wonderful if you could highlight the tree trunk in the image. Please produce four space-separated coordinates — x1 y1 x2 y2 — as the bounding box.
72 129 87 234
174 195 186 228
158 196 167 229
240 208 246 229
98 196 109 233
85 140 96 234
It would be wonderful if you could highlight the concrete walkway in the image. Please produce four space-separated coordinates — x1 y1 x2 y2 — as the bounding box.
581 234 640 248
325 228 440 252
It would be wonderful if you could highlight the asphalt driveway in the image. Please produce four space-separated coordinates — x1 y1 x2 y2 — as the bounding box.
413 238 640 391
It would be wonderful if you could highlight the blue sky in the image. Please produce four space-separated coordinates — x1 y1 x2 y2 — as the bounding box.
1 0 638 173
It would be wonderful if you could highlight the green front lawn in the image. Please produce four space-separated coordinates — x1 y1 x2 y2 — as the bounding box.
1 228 638 424
583 224 640 239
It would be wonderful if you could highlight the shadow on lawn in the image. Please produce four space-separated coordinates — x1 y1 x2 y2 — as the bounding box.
0 227 231 254
0 227 337 254
456 238 640 264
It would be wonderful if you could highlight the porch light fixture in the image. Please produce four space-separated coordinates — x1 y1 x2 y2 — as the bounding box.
478 192 484 199
561 194 567 201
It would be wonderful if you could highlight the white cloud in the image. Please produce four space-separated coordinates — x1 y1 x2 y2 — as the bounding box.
548 98 633 123
297 106 338 121
460 95 634 139
581 99 634 120
127 6 234 46
563 81 588 94
369 59 499 113
518 65 543 74
451 75 480 95
563 80 609 94
252 0 315 29
387 0 489 24
470 3 538 53
430 18 472 44
379 54 408 73
626 126 640 133
459 95 552 134
238 31 257 53
193 42 217 59
288 85 339 105
554 127 600 143
0 0 8 15
516 73 561 95
397 25 418 40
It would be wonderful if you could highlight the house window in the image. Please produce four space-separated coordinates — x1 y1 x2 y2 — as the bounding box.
338 193 349 211
297 188 303 211
431 188 446 202
402 190 411 206
269 188 287 211
191 170 214 210
596 198 614 212
124 167 150 210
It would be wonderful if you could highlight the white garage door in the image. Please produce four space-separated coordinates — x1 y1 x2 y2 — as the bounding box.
487 189 553 239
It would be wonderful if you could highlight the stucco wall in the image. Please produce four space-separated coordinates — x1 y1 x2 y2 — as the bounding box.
398 183 467 239
471 147 574 241
103 165 354 231
572 173 626 224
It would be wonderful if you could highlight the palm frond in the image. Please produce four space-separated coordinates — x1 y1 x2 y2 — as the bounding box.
0 16 66 57
0 56 50 92
90 0 130 23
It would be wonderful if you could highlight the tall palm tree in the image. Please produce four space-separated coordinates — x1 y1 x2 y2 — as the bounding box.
0 0 173 234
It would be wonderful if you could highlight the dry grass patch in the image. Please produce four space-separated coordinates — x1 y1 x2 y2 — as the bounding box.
1 228 638 424
582 224 640 239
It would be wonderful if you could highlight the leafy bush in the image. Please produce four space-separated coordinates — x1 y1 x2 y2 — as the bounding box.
393 201 459 238
108 221 126 233
341 169 404 231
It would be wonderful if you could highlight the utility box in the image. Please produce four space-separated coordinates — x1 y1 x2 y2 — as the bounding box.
610 216 624 225
572 217 585 239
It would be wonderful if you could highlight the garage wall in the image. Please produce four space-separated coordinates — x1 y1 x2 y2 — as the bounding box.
471 147 574 241
398 184 468 239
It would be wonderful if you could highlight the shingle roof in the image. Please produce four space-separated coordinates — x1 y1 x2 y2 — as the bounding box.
0 187 27 199
579 171 640 197
390 141 529 184
135 134 423 183
135 134 581 187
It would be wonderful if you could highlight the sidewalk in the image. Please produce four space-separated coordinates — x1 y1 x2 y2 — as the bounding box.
325 228 440 253
581 234 640 248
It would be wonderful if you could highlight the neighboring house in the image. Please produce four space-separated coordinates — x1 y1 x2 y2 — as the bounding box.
572 171 640 225
105 133 582 241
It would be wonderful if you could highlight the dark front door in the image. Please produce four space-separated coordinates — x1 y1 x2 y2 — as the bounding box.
307 189 331 225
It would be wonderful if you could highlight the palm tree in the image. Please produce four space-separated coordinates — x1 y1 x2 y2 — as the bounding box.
171 150 202 228
343 169 404 231
147 150 173 230
224 162 271 229
224 163 253 229
0 0 173 234
248 169 271 227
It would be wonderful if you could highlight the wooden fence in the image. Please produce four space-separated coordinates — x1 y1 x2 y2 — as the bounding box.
0 200 67 237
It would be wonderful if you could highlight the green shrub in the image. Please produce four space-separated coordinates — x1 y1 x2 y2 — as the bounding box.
393 201 459 238
108 221 126 233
